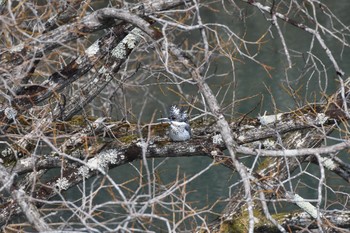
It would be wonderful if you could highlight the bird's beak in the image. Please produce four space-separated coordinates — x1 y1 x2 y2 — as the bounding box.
157 118 170 123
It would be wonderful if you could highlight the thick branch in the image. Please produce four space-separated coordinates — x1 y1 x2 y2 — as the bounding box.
0 165 51 231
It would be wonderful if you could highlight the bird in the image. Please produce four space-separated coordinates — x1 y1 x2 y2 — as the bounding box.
157 105 192 142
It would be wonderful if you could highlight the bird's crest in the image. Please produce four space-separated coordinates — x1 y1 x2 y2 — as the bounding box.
169 105 188 122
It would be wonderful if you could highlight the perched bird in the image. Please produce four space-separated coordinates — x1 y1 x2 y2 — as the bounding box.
158 105 192 142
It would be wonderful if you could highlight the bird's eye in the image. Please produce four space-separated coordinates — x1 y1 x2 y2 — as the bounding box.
171 117 176 120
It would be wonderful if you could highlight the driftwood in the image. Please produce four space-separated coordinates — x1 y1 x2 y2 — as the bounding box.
1 86 350 230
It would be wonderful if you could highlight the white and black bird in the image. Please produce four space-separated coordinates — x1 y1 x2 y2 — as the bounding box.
158 105 191 142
